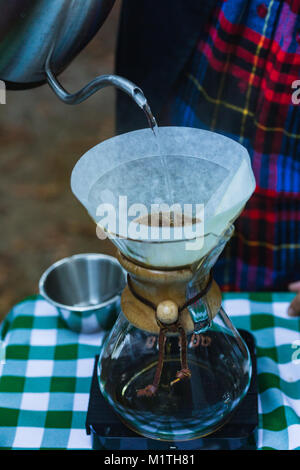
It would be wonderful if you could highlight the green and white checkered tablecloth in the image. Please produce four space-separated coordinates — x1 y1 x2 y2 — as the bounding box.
0 293 299 450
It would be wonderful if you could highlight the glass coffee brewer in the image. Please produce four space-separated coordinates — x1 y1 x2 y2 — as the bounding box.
71 126 256 442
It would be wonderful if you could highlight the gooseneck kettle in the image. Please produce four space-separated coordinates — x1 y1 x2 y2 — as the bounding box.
0 0 156 124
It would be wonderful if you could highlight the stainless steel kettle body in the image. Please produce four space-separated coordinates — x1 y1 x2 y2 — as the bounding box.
0 0 156 123
0 0 115 87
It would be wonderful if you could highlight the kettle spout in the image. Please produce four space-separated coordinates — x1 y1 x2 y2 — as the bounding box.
45 52 156 127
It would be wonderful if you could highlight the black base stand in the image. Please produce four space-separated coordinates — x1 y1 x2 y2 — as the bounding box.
86 330 258 450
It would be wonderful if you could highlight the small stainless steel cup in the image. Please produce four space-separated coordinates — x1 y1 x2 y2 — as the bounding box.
39 253 126 334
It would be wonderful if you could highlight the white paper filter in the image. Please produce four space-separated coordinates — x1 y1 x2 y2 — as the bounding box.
71 127 255 268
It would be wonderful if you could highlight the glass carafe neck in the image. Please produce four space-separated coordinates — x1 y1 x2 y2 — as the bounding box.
117 251 221 335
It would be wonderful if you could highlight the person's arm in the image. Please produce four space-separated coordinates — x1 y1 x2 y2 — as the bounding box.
288 282 300 316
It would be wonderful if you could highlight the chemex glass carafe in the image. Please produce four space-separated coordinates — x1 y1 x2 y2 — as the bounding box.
71 126 256 441
97 225 251 441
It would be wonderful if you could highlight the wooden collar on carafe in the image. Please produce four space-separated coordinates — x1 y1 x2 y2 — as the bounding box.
117 251 222 397
117 251 221 334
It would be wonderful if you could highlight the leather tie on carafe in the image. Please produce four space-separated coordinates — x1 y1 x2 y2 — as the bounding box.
127 271 213 397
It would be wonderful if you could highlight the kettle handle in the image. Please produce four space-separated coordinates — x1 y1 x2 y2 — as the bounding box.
45 51 157 129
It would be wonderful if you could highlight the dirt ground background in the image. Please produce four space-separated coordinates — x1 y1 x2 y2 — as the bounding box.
0 2 122 321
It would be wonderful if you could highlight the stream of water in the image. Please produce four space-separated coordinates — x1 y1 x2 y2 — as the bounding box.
142 102 175 206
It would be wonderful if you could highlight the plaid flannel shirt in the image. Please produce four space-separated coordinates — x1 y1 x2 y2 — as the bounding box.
165 0 300 292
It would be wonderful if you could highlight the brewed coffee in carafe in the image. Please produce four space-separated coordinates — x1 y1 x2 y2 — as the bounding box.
71 126 256 440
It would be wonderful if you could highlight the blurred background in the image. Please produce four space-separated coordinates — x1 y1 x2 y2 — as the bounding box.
0 2 122 321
